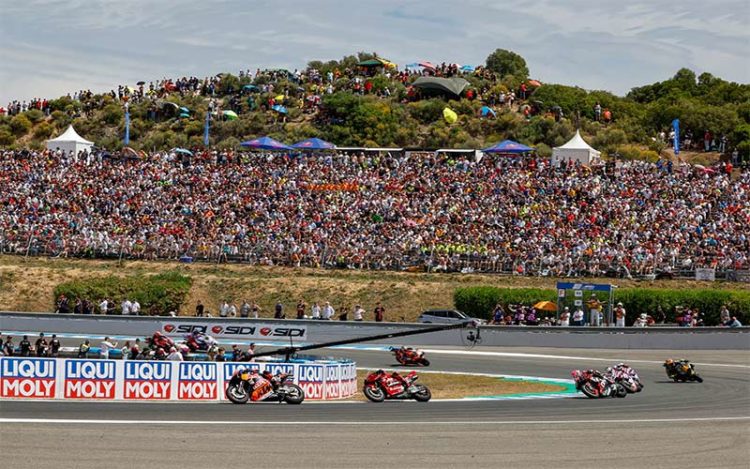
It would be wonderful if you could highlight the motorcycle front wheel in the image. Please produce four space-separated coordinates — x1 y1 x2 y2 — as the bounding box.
363 385 385 403
226 384 249 404
693 375 704 383
413 386 431 402
615 384 627 398
419 358 430 367
282 384 305 405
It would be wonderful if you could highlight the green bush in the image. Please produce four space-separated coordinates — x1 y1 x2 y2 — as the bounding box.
454 286 750 325
54 271 192 315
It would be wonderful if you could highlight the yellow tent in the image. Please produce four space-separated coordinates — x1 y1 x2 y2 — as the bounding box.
533 301 557 312
443 107 458 124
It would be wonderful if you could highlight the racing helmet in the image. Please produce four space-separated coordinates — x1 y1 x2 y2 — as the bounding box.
664 359 674 365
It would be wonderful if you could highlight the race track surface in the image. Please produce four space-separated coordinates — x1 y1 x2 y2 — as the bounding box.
2 347 749 468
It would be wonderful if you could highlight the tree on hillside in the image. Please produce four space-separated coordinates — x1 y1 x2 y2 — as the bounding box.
485 49 529 79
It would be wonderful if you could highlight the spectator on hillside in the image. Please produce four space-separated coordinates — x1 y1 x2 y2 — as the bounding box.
195 301 205 317
374 302 385 322
720 305 731 324
122 299 132 315
296 300 306 320
251 302 261 319
131 300 141 315
311 302 321 319
587 295 602 327
219 301 230 317
491 304 504 325
240 300 251 318
99 299 109 315
353 304 365 321
228 302 237 317
322 301 335 320
274 302 285 319
559 307 570 327
614 302 626 327
726 316 742 328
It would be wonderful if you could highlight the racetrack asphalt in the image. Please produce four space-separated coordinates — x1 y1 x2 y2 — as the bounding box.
2 346 748 468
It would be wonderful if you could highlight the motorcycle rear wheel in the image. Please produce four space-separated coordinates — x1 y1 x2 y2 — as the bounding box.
363 386 385 403
282 384 305 405
413 386 431 402
580 381 600 399
226 384 249 404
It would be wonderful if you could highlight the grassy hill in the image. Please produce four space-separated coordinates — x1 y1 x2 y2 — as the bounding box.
1 50 748 161
1 256 747 321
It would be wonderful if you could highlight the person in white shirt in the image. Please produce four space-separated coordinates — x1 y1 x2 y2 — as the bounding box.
322 302 335 320
131 301 141 315
99 337 118 359
99 299 109 315
559 307 570 327
228 303 237 317
121 341 131 360
121 299 132 315
166 347 183 361
219 301 229 317
572 307 584 326
353 305 364 321
311 302 321 319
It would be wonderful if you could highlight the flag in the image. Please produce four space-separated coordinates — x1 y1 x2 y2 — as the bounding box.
203 111 210 147
672 118 680 155
124 108 130 146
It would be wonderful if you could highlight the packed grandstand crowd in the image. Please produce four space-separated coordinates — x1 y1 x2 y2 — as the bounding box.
1 146 748 276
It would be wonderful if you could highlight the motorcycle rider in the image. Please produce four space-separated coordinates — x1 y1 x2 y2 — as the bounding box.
235 367 273 401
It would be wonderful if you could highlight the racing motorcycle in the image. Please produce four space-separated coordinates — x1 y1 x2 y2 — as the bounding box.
363 369 431 402
145 331 174 354
571 369 627 398
664 359 703 383
390 346 430 367
225 369 305 405
607 364 643 393
184 331 217 352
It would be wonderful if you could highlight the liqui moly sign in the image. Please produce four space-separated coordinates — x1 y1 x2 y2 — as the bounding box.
64 360 116 399
178 362 217 400
123 361 172 400
1 358 57 398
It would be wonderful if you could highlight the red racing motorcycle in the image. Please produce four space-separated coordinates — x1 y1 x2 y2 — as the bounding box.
571 369 627 398
363 369 431 402
390 346 430 366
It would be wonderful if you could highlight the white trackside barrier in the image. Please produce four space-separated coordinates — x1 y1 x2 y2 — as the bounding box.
0 356 357 401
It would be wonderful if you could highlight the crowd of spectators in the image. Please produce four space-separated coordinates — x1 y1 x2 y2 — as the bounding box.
1 147 748 277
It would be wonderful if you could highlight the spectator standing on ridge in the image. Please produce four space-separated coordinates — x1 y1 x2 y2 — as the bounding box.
122 298 132 315
195 301 205 317
228 302 238 317
720 305 731 324
131 300 141 315
296 300 306 320
322 302 335 320
311 302 321 319
240 300 251 318
19 335 31 356
219 301 229 317
560 307 570 327
353 305 365 321
274 302 285 319
614 303 626 327
587 294 602 327
251 302 261 319
99 298 109 315
374 302 385 322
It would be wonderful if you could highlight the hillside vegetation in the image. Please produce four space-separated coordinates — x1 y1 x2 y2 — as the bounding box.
1 256 747 320
2 50 748 161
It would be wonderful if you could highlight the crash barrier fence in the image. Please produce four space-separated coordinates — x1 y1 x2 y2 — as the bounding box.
2 241 746 280
0 356 357 401
1 312 748 350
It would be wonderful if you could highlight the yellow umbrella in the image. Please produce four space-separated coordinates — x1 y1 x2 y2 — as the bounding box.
274 95 285 102
443 107 457 124
533 301 557 312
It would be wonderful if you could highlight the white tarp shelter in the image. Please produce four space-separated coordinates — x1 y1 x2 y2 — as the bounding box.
552 130 601 166
46 125 93 155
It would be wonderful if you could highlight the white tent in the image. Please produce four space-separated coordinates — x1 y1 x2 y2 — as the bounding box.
46 125 94 155
552 130 601 166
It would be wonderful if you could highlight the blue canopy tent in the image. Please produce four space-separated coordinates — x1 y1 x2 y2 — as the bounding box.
271 104 288 114
292 137 336 150
172 148 193 156
482 140 534 154
480 106 496 118
460 65 475 72
240 136 294 151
